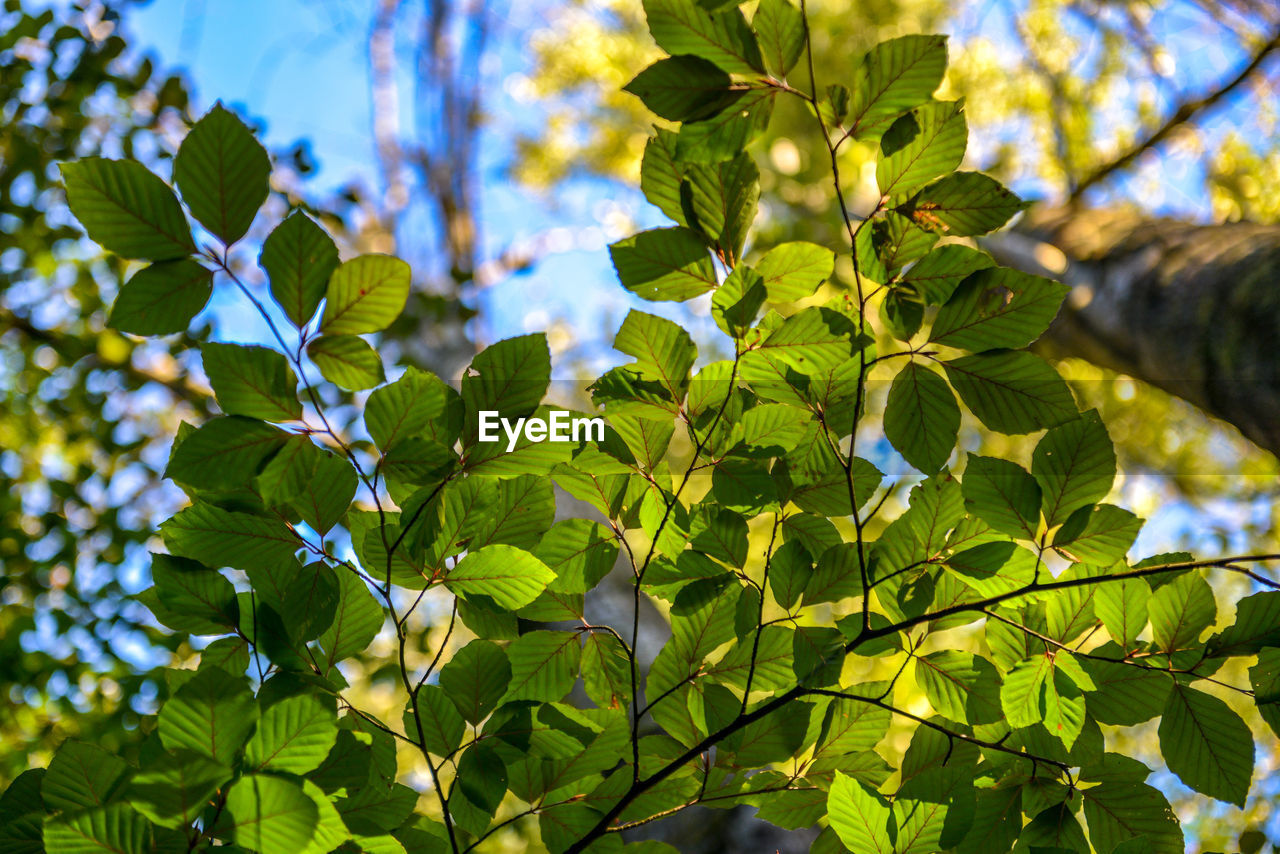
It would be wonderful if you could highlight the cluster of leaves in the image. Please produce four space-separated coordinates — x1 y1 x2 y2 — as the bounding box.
3 2 1279 853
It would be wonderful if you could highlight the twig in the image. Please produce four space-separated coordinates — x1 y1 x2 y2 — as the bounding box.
1070 27 1280 201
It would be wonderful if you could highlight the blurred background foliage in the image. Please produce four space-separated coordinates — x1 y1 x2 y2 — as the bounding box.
2 0 1279 850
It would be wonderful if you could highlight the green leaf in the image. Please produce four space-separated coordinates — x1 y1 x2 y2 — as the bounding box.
260 211 340 328
754 0 805 76
366 367 463 450
915 651 1003 725
712 266 768 339
290 448 358 535
334 780 417 835
41 742 129 812
151 553 239 634
676 87 776 163
755 241 835 301
609 227 717 301
223 775 319 854
318 569 384 667
1031 410 1116 526
244 694 339 774
828 771 894 854
898 244 995 305
158 667 257 764
60 158 194 260
691 508 750 567
868 211 937 273
126 750 229 828
161 502 298 572
1000 655 1051 728
879 288 923 341
1042 666 1086 748
582 632 633 710
1158 683 1253 806
735 402 808 456
452 745 508 837
945 541 1037 597
1249 648 1280 739
504 630 582 702
642 0 764 74
929 267 1069 352
846 35 948 137
165 415 285 490
614 309 697 397
536 519 620 594
256 436 323 505
814 696 891 756
201 636 252 674
641 129 689 225
623 56 734 122
682 152 759 260
461 333 551 440
445 544 556 610
960 455 1041 539
877 100 967 197
1046 563 1103 643
1081 782 1183 854
873 473 960 600
319 254 411 335
1148 571 1216 652
108 259 213 335
297 779 350 854
1208 591 1280 656
942 350 1077 434
1080 654 1170 726
203 342 302 421
767 539 813 609
884 361 959 474
1052 504 1141 564
746 305 863 374
173 103 271 244
907 171 1026 236
0 769 45 822
408 685 466 757
440 640 511 724
307 335 385 390
43 804 151 854
1095 578 1150 650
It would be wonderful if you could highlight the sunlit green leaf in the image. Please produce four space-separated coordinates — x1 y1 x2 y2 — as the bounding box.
108 259 213 335
61 158 194 260
260 211 340 328
320 254 411 335
307 335 385 390
203 342 302 421
173 102 270 244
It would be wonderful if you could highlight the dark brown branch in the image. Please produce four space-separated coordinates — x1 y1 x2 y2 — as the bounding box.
804 688 1072 774
853 553 1280 647
1070 27 1280 201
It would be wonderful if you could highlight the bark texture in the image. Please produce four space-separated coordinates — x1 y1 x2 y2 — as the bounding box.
987 207 1280 457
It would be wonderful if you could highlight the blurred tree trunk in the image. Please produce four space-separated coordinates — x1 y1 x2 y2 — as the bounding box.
988 208 1280 458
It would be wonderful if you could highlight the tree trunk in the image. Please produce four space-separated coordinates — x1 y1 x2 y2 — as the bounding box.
985 207 1280 457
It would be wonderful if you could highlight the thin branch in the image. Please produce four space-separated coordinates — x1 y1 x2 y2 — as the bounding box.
1070 26 1280 201
852 554 1280 648
981 608 1255 697
804 688 1072 775
740 514 782 709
